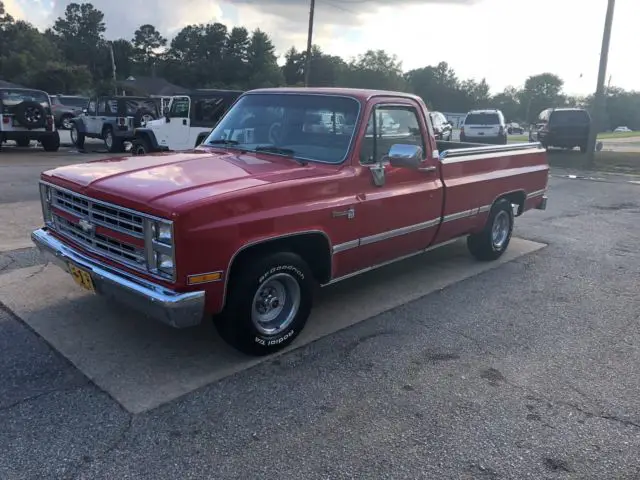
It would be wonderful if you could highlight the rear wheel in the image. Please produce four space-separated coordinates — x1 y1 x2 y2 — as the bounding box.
467 198 514 261
103 127 123 153
41 132 60 152
60 114 74 130
215 252 314 356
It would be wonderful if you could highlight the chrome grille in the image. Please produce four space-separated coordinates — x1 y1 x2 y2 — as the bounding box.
52 189 144 237
53 214 145 267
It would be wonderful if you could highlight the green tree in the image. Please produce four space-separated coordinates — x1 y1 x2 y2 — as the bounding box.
0 0 14 27
52 2 106 78
519 73 565 123
340 49 407 91
132 24 166 75
491 87 521 122
246 29 284 88
221 26 250 87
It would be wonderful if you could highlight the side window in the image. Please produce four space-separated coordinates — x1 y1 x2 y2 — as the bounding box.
192 97 226 125
107 99 118 115
169 97 190 118
97 99 108 115
360 105 426 165
87 99 97 115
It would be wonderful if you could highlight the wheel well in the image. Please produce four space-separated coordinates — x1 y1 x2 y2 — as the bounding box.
228 233 332 286
102 124 112 134
496 190 526 216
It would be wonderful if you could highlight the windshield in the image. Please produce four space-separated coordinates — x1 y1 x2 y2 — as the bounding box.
1 89 49 106
204 93 360 164
464 113 500 125
550 110 590 126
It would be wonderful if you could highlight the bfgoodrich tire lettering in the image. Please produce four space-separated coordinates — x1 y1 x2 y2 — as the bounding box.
215 252 313 356
467 198 514 261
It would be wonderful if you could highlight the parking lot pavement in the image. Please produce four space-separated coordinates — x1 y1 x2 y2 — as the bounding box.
1 169 640 478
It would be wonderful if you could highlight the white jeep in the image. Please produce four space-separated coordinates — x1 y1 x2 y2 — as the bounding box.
0 88 60 152
131 89 242 155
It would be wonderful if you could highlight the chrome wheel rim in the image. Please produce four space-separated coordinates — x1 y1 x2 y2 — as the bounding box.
105 132 112 148
491 210 510 249
70 127 77 144
62 117 72 129
251 273 300 336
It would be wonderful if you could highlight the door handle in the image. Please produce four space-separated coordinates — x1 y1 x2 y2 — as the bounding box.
418 166 437 172
183 119 187 125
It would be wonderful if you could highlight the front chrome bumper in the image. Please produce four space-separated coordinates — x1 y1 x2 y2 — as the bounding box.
31 228 205 328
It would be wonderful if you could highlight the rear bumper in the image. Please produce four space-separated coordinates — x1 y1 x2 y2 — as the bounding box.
536 195 548 210
31 228 205 328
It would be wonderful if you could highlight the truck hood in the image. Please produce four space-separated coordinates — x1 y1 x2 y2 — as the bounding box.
43 148 335 215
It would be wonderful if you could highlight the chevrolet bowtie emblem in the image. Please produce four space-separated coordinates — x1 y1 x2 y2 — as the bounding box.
78 219 95 233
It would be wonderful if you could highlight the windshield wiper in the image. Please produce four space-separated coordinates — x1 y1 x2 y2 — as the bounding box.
206 139 239 146
254 146 307 165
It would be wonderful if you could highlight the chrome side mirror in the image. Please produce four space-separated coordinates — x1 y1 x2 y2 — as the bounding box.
388 144 423 169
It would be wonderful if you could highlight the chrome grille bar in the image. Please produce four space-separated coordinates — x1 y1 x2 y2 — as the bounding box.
52 188 144 238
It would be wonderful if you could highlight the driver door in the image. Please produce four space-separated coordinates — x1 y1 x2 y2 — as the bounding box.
165 96 191 150
83 98 100 135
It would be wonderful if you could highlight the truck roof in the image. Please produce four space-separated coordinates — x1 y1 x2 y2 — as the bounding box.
247 87 424 103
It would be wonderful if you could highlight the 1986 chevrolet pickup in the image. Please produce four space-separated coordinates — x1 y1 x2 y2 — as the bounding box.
32 87 549 355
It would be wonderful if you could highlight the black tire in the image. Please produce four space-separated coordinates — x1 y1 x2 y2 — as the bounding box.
70 123 85 149
579 145 587 153
103 127 123 153
467 198 514 261
16 138 31 147
41 132 60 152
215 252 314 356
14 101 46 129
131 138 150 156
60 114 74 130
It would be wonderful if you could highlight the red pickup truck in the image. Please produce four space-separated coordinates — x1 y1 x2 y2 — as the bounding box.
32 87 549 355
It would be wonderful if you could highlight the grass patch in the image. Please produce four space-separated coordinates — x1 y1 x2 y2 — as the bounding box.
508 131 640 144
547 150 640 174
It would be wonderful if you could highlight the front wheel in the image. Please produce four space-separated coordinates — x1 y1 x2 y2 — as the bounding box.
131 138 151 155
467 198 514 261
70 124 85 149
215 252 314 356
103 128 123 153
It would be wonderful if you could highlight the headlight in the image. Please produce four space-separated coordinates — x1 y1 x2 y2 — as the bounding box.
39 183 53 224
146 219 175 280
156 223 172 244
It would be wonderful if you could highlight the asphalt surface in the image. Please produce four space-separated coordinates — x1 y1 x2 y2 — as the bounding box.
1 149 640 479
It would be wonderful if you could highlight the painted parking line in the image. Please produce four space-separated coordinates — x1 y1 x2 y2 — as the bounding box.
0 237 546 413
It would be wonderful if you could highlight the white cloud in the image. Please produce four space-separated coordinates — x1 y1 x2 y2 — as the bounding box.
11 0 638 95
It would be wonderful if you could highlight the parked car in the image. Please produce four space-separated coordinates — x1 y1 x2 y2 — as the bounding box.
429 111 453 141
613 126 631 132
460 109 507 144
507 122 525 135
51 94 89 130
0 87 60 152
535 107 591 152
32 87 549 356
131 89 243 155
70 96 161 153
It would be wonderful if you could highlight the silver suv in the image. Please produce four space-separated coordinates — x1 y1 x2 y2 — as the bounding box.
460 109 507 145
0 88 60 152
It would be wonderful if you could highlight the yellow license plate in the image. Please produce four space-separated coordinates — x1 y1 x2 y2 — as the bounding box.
68 263 95 293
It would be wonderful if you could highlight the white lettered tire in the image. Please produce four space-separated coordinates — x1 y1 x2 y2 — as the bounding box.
215 252 314 355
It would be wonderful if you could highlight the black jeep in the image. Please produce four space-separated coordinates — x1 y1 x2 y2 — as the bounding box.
70 96 161 153
0 88 60 152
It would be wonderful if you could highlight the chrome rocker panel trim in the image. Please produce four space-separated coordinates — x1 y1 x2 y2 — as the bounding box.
31 228 205 328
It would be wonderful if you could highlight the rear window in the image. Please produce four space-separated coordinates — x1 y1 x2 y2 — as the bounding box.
464 113 500 125
124 99 159 115
1 89 49 106
549 110 590 125
58 96 88 108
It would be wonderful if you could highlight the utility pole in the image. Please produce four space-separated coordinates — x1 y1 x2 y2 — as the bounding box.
109 42 117 95
586 0 615 166
304 0 315 87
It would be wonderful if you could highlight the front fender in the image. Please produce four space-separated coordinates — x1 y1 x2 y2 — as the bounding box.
134 128 161 149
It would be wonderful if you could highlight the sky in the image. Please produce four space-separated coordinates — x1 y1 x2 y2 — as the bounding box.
4 0 638 95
